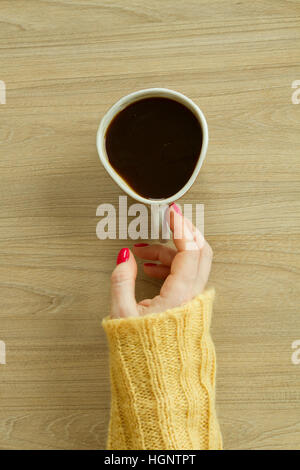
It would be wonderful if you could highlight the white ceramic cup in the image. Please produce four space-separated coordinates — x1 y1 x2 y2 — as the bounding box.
96 88 208 208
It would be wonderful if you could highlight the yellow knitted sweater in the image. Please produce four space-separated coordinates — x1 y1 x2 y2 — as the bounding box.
102 289 222 450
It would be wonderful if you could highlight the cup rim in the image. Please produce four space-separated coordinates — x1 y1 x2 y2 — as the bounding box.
96 88 208 205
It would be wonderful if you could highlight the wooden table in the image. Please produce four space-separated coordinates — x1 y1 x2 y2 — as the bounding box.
0 0 299 450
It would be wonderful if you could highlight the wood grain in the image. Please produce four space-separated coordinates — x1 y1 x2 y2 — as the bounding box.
0 0 300 450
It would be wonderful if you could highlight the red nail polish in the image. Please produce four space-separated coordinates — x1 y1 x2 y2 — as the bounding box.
144 263 157 267
134 243 149 247
170 203 182 215
116 248 130 265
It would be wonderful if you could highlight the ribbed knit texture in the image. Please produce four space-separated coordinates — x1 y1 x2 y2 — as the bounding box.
102 289 222 450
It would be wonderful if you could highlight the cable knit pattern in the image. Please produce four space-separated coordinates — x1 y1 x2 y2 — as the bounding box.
102 289 222 450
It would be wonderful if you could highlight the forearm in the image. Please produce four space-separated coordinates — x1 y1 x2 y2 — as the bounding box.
103 289 222 450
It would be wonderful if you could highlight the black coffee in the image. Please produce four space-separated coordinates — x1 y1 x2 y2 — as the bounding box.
105 97 202 199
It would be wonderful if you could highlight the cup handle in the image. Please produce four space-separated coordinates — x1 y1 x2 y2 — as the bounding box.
150 204 170 244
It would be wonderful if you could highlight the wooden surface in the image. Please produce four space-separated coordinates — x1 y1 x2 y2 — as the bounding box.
0 0 300 450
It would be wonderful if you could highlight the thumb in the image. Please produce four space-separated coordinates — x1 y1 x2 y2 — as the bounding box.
110 248 139 318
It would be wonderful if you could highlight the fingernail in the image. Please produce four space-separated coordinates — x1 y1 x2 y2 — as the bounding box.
144 263 157 267
134 243 149 247
170 203 182 215
116 248 130 265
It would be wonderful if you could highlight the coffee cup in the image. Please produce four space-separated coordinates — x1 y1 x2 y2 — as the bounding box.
96 88 208 237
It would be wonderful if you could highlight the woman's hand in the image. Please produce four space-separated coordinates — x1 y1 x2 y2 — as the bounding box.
110 203 213 318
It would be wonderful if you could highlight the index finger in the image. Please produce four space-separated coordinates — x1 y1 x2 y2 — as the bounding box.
168 203 204 252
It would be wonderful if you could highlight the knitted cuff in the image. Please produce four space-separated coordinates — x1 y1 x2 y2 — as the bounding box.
103 289 222 450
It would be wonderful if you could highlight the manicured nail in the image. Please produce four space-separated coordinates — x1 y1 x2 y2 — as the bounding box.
170 203 182 215
144 263 157 267
134 243 149 247
116 248 130 265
